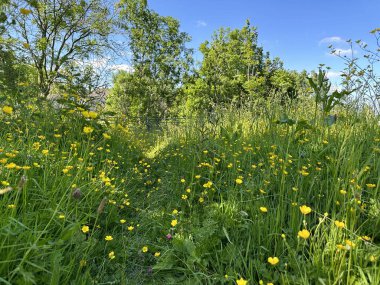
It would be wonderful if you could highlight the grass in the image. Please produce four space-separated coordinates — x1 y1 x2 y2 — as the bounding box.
0 97 379 284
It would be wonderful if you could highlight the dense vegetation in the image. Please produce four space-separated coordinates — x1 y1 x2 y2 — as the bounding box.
1 1 380 284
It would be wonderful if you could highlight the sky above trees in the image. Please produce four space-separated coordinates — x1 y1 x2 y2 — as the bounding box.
148 0 380 80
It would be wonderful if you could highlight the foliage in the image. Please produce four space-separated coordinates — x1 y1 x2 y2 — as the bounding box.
183 21 307 115
107 0 192 119
307 69 356 119
7 0 112 97
328 29 380 115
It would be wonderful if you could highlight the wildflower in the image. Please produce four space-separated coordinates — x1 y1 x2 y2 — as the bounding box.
154 252 161 257
105 235 113 241
366 183 376 188
166 233 172 240
41 149 49 155
2 106 13 115
58 214 65 219
103 133 111 139
370 255 377 262
7 204 16 209
108 251 115 260
334 220 345 229
195 175 201 179
345 239 356 249
181 194 188 200
260 207 268 213
171 219 178 227
203 181 213 188
142 246 148 253
172 209 178 215
281 234 286 239
81 225 90 233
5 163 17 169
268 256 279 265
298 229 310 239
120 219 126 224
128 226 134 231
199 197 204 203
180 179 185 183
83 126 94 134
236 277 248 285
235 178 243 185
361 236 371 241
299 205 312 215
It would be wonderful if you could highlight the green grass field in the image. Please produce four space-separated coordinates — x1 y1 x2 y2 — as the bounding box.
1 99 379 284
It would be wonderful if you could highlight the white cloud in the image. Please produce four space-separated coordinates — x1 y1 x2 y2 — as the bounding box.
326 71 341 79
329 48 357 56
319 36 345 45
110 64 134 73
196 20 207 27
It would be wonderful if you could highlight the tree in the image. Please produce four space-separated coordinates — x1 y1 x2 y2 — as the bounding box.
183 21 284 114
8 0 112 97
107 0 192 119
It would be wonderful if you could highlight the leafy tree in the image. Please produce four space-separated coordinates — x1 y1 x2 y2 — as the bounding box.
183 20 285 114
8 0 112 97
107 0 192 119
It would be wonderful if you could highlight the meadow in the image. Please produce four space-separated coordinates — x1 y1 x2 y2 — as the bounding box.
1 96 379 285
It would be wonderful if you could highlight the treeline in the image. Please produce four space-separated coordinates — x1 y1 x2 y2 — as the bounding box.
1 0 379 117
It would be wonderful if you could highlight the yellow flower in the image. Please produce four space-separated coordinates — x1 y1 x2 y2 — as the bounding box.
83 126 94 134
203 181 213 188
20 8 32 15
298 229 310 239
103 133 111 139
128 226 134 231
58 214 65 219
236 277 248 285
154 252 161 257
172 209 178 215
334 220 345 229
2 106 13 115
171 219 178 227
199 197 204 203
181 194 188 200
299 205 312 215
260 207 268 213
268 256 279 265
42 149 49 155
235 178 243 184
120 219 126 224
81 225 90 233
5 163 17 169
105 235 113 241
180 178 185 183
366 183 376 188
108 251 115 260
142 246 148 253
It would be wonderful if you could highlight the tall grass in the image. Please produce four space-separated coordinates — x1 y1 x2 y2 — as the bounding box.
0 97 379 284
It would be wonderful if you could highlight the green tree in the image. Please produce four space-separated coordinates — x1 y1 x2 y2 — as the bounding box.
107 0 192 119
183 20 284 114
8 0 112 97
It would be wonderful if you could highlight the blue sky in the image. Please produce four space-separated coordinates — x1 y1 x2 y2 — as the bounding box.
147 0 380 81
